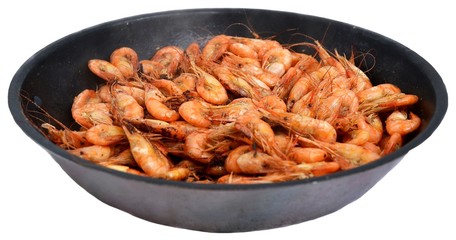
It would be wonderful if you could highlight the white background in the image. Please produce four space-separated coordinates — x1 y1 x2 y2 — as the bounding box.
2 1 454 239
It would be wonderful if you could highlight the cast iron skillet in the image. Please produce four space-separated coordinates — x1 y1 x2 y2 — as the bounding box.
8 8 447 232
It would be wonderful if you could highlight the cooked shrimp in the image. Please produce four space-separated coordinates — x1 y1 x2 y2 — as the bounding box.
111 86 144 122
386 110 421 135
225 145 294 175
273 67 303 99
185 42 202 63
209 98 261 123
184 130 214 164
68 145 114 163
172 73 197 92
254 70 282 88
229 42 259 59
274 131 297 154
110 47 139 79
262 47 293 77
360 93 419 115
212 65 268 100
235 114 287 159
231 37 281 61
201 34 231 64
103 148 137 167
293 52 320 74
138 59 163 78
178 100 212 128
72 89 113 128
151 79 184 97
286 74 316 111
314 88 358 124
88 59 125 82
221 52 262 74
150 46 184 79
321 141 381 170
122 124 188 180
192 62 229 105
360 114 383 143
357 83 401 103
85 124 125 146
261 109 337 143
106 164 147 176
103 84 145 106
257 95 287 113
144 83 180 122
380 133 403 156
288 147 329 163
41 123 91 149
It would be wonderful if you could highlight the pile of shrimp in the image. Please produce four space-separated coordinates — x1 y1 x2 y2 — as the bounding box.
41 34 421 184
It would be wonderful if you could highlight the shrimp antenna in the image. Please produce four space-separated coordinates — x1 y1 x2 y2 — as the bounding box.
20 90 72 136
224 22 261 39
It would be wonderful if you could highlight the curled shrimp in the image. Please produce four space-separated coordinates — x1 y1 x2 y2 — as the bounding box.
111 85 144 122
261 109 337 143
150 46 184 79
103 148 138 167
386 110 421 136
106 164 147 176
293 52 320 74
122 124 189 180
71 89 113 128
85 124 126 146
178 100 212 128
139 59 163 78
262 47 294 77
201 34 231 64
320 141 381 170
144 83 180 122
68 145 114 163
212 65 269 100
286 74 316 111
314 88 359 124
230 36 281 60
380 133 403 156
184 42 202 67
256 95 287 113
221 53 263 75
228 42 259 59
357 83 419 114
98 84 145 106
288 147 329 163
88 59 125 82
293 161 340 177
172 73 197 92
235 114 287 159
110 47 139 79
340 113 383 145
191 62 228 105
41 123 91 149
273 67 303 99
184 130 215 164
225 145 294 175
